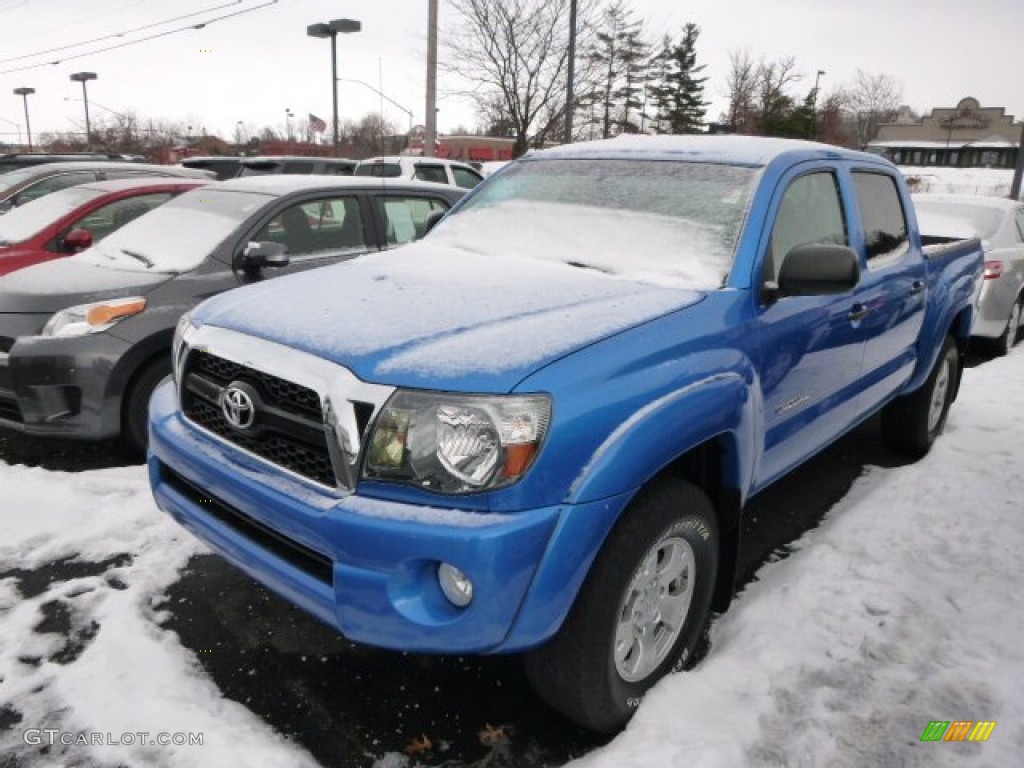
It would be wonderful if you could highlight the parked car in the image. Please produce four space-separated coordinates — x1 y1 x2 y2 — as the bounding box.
238 156 357 177
0 152 145 174
355 155 484 189
0 177 211 277
0 175 465 451
914 193 1024 355
179 156 246 180
147 136 983 732
0 161 213 215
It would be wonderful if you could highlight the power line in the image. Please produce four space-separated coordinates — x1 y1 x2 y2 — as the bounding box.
0 1 243 64
0 0 279 76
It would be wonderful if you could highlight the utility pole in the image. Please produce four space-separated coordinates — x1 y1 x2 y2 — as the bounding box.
424 0 438 157
563 0 578 145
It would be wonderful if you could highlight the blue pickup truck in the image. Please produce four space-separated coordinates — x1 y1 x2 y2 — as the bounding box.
148 136 982 732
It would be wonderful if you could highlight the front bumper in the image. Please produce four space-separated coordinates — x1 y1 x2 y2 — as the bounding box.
148 380 627 653
0 331 132 438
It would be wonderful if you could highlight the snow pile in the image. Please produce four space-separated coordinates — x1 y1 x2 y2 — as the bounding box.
0 465 318 767
573 350 1024 767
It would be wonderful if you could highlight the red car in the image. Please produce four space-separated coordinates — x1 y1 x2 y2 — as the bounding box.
0 176 211 276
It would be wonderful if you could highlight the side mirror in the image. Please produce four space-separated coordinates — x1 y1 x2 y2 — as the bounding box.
63 228 94 253
423 210 446 235
777 243 860 297
239 241 290 272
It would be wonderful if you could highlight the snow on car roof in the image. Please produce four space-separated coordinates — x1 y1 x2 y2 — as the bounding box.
212 174 459 196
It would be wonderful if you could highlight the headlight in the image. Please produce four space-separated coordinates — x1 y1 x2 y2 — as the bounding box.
172 311 197 386
41 297 147 338
363 390 550 493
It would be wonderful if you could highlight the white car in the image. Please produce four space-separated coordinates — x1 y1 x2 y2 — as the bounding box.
354 156 484 190
915 193 1024 355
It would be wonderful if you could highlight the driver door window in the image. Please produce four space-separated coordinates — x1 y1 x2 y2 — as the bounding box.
254 196 366 258
767 172 847 283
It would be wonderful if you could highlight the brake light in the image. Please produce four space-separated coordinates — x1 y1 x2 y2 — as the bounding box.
983 260 1003 280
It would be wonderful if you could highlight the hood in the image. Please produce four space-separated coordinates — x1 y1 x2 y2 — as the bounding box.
193 244 705 391
0 256 173 314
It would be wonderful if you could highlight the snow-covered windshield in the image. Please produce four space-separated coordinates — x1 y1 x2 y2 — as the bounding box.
0 185 103 245
0 166 41 195
430 158 758 290
913 198 1004 241
76 187 269 272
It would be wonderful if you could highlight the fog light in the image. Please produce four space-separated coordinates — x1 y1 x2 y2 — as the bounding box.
438 563 473 607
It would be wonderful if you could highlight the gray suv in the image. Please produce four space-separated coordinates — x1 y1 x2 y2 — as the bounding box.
0 175 465 451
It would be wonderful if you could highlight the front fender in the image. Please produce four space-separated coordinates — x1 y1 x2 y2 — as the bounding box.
567 369 757 506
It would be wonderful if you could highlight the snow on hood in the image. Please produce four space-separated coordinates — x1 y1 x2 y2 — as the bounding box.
193 243 705 390
0 256 172 314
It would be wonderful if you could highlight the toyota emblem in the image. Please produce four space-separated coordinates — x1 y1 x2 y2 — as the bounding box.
221 383 256 430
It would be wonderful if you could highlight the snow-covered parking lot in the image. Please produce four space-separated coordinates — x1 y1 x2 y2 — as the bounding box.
2 348 1023 768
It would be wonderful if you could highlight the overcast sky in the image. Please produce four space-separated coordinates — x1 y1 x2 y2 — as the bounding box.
1 0 1021 145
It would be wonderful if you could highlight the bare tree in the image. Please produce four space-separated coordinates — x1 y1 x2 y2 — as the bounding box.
755 56 801 130
844 69 903 147
724 49 758 132
444 0 598 155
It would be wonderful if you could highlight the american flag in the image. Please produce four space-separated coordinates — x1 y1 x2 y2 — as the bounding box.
308 113 327 133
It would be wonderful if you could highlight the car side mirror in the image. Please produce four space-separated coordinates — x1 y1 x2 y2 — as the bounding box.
776 243 860 297
0 200 14 214
423 210 446 235
240 241 290 272
63 228 94 253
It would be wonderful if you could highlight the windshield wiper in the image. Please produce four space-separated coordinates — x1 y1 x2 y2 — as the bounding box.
120 248 154 268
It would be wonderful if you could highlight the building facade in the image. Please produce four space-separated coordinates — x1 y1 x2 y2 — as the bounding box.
869 97 1021 168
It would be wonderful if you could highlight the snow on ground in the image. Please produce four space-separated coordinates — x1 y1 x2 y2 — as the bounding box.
2 350 1024 767
900 166 1019 198
0 466 318 767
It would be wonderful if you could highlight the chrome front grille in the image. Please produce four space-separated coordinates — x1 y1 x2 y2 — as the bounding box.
176 325 394 493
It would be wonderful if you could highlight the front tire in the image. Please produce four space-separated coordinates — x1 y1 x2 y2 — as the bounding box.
524 478 718 733
881 334 959 458
122 357 172 456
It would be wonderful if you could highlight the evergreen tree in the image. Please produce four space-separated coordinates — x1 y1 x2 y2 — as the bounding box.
584 1 649 138
648 24 709 134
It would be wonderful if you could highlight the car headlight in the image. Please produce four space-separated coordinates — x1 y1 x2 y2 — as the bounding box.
41 297 147 338
363 390 551 493
172 311 197 386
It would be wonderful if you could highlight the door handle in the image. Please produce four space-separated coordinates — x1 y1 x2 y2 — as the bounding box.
848 304 870 323
909 280 925 296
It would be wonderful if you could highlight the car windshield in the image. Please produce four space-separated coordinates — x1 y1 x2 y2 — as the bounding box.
76 187 269 272
0 167 41 195
0 186 104 245
429 158 759 290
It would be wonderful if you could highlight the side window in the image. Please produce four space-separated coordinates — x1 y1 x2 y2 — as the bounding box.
413 165 448 184
452 167 483 189
282 162 313 174
74 193 173 241
15 172 96 205
767 171 847 282
376 196 451 246
254 196 366 257
1014 209 1024 243
852 172 909 264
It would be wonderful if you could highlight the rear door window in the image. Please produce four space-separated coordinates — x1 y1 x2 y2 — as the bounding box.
376 196 451 246
852 172 909 265
282 162 314 174
452 167 483 189
355 163 402 178
413 165 448 184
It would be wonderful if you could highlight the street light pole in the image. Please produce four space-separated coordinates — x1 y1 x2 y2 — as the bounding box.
424 0 438 157
812 69 825 140
307 18 361 158
285 108 294 142
70 72 98 150
13 87 34 151
563 0 578 144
